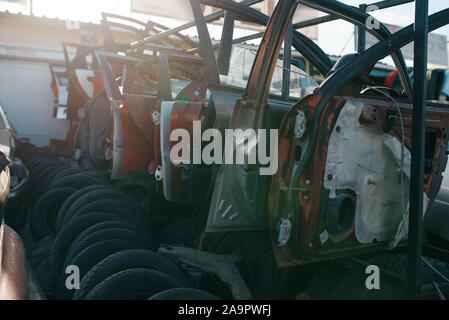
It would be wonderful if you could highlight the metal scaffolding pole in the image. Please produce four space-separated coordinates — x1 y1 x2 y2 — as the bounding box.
407 0 429 298
357 4 367 53
369 0 414 10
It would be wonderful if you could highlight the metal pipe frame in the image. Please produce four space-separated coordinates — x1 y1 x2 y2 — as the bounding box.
293 0 414 64
199 0 333 76
299 0 412 97
354 1 412 54
408 0 429 298
217 11 235 75
201 0 411 96
101 12 193 53
357 3 367 53
189 0 221 84
293 14 338 29
294 0 414 30
298 2 447 299
369 0 414 10
130 0 264 49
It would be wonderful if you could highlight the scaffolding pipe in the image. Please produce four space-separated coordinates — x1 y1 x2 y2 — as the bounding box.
407 0 429 298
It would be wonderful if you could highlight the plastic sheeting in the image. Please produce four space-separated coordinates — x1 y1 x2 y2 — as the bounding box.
323 99 417 244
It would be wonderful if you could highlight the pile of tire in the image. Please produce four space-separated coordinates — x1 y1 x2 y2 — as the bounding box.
28 184 218 300
21 143 217 300
20 143 108 201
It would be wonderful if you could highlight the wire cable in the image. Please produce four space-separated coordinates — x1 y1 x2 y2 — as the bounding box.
422 256 449 284
367 88 449 299
432 281 447 300
362 86 407 248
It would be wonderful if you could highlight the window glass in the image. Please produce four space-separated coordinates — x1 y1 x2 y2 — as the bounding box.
220 45 319 99
171 79 192 97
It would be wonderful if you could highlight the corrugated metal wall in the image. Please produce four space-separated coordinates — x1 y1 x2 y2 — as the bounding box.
0 59 69 146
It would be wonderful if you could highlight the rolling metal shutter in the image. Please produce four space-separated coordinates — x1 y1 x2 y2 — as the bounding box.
0 58 69 146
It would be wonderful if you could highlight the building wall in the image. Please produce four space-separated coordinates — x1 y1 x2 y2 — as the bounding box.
0 59 69 146
0 12 136 146
0 13 96 146
0 12 100 52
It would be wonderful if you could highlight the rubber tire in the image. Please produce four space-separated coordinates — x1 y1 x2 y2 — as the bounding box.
36 164 66 196
58 239 147 299
55 185 110 233
28 235 54 270
61 188 145 227
49 173 106 190
64 199 142 228
30 161 63 197
4 197 30 232
62 188 139 221
50 168 83 185
64 228 156 265
24 157 47 171
30 187 77 240
29 159 60 178
82 169 111 180
157 218 199 248
73 249 189 300
40 165 69 192
29 160 61 184
149 288 219 300
50 212 126 277
67 220 149 244
84 268 181 300
52 168 109 186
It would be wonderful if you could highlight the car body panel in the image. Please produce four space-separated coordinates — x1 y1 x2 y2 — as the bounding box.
270 94 449 266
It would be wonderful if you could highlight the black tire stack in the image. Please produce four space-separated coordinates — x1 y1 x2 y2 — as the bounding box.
20 143 107 200
21 143 217 300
